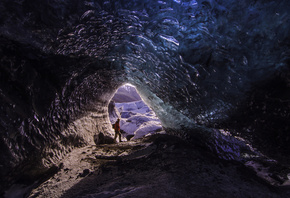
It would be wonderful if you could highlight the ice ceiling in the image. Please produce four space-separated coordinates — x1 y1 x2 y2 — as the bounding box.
0 0 289 194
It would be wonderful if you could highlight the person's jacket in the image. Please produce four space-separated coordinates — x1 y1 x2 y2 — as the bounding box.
114 121 120 131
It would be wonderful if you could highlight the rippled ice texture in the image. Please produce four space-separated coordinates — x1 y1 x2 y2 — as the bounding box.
1 0 288 128
50 0 289 127
0 0 289 191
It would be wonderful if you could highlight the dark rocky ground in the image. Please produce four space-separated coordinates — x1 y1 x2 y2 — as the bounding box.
24 134 290 198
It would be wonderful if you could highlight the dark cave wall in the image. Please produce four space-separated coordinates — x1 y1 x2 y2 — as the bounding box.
1 0 289 126
0 0 289 194
0 36 125 192
216 72 290 161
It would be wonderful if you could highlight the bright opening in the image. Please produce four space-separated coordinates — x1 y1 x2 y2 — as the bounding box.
109 83 164 142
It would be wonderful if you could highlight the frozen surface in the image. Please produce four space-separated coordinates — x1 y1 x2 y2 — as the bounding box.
0 0 289 194
111 84 141 103
113 100 163 139
132 121 163 140
110 84 163 140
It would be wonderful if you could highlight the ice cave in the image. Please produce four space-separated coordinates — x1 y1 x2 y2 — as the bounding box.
109 84 163 141
0 0 290 197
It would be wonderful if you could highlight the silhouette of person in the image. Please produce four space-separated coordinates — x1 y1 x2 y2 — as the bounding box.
114 118 122 142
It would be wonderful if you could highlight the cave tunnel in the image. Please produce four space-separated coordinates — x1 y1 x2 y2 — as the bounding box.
109 83 164 141
0 0 290 197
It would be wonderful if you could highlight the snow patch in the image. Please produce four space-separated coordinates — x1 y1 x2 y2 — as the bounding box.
111 99 163 139
132 121 163 140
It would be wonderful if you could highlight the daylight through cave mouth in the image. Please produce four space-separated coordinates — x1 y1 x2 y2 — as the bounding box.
0 0 289 195
109 83 164 141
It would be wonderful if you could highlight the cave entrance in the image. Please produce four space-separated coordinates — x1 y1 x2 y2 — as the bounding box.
108 83 164 142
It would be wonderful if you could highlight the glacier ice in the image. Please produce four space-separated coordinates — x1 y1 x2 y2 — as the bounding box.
109 84 163 140
0 0 289 193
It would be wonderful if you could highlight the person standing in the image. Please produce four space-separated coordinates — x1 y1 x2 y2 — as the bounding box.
114 118 122 142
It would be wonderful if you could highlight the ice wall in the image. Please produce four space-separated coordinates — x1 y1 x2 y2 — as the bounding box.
0 0 289 193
